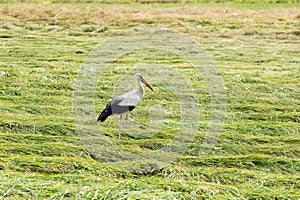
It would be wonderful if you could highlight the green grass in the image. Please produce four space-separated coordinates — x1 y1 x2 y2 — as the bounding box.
0 1 300 199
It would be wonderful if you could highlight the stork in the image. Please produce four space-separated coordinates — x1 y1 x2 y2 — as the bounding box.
97 73 154 139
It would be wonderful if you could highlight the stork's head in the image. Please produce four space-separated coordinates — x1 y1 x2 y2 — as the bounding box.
134 73 154 91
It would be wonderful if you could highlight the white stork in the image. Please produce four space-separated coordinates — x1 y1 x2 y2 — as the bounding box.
97 73 154 139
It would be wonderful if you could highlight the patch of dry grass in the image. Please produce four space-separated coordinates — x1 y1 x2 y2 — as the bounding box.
0 1 299 199
1 4 299 25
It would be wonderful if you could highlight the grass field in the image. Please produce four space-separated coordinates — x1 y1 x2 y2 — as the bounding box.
0 0 300 199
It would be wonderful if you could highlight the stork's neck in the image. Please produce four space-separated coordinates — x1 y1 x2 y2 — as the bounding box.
136 80 145 97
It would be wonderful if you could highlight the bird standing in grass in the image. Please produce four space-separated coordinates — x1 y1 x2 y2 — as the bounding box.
97 73 154 139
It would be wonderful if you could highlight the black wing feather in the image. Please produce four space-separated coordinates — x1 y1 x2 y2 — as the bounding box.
97 97 136 122
97 103 112 122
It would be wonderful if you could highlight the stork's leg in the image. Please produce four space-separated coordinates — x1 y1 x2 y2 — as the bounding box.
123 112 146 130
125 112 129 126
118 114 122 139
123 112 130 129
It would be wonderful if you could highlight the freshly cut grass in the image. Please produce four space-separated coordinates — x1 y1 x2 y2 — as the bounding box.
0 1 299 199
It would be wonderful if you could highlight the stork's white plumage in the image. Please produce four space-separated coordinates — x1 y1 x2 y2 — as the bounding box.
97 73 154 139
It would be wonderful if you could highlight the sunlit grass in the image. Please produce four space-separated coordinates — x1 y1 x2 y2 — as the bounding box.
0 1 299 199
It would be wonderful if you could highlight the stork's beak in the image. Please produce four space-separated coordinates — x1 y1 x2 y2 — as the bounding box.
142 79 154 91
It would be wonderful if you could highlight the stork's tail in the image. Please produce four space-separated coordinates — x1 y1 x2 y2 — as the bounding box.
97 106 112 122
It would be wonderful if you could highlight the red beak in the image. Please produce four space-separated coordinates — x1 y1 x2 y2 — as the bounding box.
141 79 154 91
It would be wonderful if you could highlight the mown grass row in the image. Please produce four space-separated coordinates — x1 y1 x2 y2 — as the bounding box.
0 1 299 199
